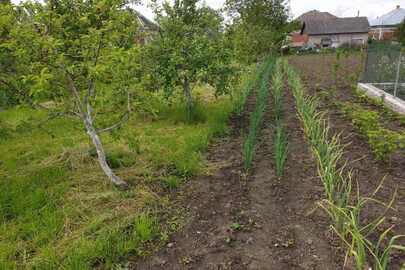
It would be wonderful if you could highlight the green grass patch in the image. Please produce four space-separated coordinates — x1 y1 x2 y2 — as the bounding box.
0 85 235 268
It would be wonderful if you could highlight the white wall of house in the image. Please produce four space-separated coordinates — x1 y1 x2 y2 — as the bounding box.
308 33 368 47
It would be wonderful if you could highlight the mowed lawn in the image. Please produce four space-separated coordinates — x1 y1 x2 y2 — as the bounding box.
0 87 235 269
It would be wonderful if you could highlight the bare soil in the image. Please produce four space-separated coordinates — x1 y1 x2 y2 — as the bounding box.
133 69 343 269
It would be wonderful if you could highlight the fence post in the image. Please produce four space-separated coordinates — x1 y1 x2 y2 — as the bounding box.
394 51 402 98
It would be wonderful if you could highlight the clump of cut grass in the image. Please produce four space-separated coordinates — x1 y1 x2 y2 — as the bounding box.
243 57 275 170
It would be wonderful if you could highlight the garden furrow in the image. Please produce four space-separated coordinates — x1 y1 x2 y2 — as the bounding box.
133 84 258 269
234 63 341 269
134 60 344 269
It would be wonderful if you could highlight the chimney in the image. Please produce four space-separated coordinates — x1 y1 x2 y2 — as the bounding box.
357 10 360 17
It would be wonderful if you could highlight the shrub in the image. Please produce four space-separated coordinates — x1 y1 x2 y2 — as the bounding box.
340 103 405 160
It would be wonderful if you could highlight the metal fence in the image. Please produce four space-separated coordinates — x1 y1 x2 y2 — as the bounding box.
360 42 405 100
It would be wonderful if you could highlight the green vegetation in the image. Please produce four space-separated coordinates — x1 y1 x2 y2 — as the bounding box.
224 0 294 63
272 59 288 177
0 88 235 268
340 102 405 160
243 57 275 170
233 64 262 116
147 1 235 117
286 63 405 270
273 124 288 177
287 64 351 223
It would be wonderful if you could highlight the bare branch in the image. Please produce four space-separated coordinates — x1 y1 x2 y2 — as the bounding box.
63 68 86 119
37 110 79 128
97 111 130 133
86 32 104 116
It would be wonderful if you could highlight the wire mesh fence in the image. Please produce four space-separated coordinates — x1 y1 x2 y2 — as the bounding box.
360 42 405 100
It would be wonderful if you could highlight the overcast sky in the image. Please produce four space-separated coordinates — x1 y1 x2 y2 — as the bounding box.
10 0 405 21
134 0 405 21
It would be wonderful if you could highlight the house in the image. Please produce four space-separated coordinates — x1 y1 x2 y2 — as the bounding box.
292 10 370 48
126 9 159 45
369 5 405 41
296 10 337 22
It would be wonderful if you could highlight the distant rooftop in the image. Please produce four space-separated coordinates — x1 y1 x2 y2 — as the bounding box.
302 17 370 35
135 11 159 31
296 10 337 22
370 5 405 27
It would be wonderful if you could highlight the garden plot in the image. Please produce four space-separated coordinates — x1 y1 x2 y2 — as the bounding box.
289 54 405 269
137 54 405 269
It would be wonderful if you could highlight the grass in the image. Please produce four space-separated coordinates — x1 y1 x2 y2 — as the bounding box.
0 85 237 269
285 61 405 270
243 57 275 170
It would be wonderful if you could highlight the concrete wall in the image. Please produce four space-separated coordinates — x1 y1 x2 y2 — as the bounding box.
358 83 405 115
308 33 368 47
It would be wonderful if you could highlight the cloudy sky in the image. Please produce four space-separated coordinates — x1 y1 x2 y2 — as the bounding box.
134 0 405 21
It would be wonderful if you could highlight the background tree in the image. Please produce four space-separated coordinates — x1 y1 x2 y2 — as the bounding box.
147 0 234 118
225 0 290 63
0 2 30 107
4 0 143 188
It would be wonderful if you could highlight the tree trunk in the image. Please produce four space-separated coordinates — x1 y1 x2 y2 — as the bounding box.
64 70 128 189
83 116 129 189
183 76 193 118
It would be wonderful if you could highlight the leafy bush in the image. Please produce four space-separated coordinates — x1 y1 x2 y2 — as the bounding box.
340 103 405 160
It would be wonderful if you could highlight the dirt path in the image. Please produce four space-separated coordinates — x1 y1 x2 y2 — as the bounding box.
289 54 405 269
134 73 342 269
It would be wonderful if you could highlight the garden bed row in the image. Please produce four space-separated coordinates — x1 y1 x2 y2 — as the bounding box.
285 62 404 270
